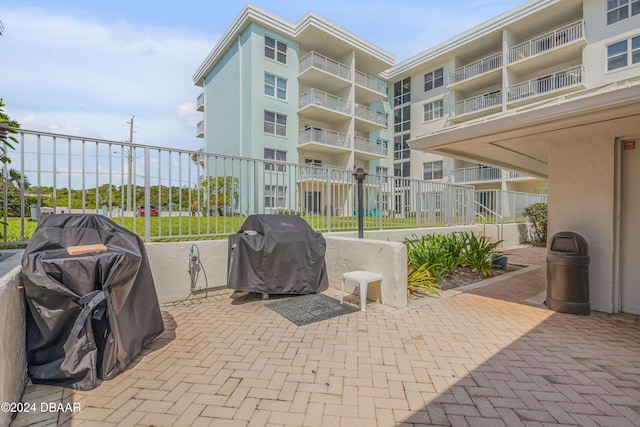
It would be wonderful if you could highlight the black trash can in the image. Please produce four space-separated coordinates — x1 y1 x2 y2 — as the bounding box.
546 231 590 315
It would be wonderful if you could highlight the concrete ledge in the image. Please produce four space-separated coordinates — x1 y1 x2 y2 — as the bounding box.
0 253 26 427
324 236 407 309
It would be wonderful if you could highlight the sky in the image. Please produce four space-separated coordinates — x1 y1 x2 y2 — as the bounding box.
0 0 525 152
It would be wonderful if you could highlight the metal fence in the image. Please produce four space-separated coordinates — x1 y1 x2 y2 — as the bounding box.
475 189 548 223
2 130 477 244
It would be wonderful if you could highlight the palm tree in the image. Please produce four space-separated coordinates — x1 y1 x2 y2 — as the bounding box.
191 148 205 172
8 168 29 188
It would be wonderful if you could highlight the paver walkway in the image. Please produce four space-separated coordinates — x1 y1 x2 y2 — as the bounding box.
12 246 640 426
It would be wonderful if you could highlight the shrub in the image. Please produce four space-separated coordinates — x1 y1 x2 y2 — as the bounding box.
462 233 502 277
407 264 440 295
523 202 548 244
405 231 504 288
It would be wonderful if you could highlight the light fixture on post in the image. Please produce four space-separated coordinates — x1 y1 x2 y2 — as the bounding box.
352 167 368 239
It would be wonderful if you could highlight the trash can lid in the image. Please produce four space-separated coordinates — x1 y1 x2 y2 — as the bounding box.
548 231 588 255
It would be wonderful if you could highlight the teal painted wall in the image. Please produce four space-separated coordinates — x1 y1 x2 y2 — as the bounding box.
203 34 243 157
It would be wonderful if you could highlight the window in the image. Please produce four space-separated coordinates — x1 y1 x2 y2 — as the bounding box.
394 162 410 178
393 78 411 106
264 185 287 209
394 106 411 133
376 166 389 175
423 100 444 121
423 161 443 180
264 111 287 136
608 0 640 25
424 68 444 91
265 35 287 64
264 148 286 172
394 134 411 160
607 36 640 70
265 73 287 100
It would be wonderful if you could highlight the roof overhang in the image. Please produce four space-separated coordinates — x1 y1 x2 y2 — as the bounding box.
408 81 640 179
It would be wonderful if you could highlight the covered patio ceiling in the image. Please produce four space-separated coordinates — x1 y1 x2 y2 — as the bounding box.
408 82 640 179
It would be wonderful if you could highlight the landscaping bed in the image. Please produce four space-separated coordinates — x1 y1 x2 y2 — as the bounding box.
405 232 517 296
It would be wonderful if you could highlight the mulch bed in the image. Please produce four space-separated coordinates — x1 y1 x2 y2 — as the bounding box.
410 264 523 298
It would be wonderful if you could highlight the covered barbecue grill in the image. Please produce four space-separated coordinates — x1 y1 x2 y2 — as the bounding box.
21 214 164 390
227 214 328 295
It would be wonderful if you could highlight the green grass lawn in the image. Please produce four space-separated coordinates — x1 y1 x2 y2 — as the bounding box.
1 213 477 246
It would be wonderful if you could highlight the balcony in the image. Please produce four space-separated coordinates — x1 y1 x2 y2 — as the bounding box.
196 93 204 112
196 120 204 138
508 20 585 66
354 70 388 104
449 52 503 87
298 89 351 123
354 137 389 160
354 104 388 132
507 65 585 104
298 127 351 154
451 166 533 183
450 90 502 121
298 165 350 183
451 166 502 183
298 51 351 93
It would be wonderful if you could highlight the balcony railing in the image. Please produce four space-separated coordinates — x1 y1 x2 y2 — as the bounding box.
450 52 503 85
505 171 528 179
354 104 388 127
507 65 584 103
299 89 351 114
354 70 387 96
451 90 502 117
354 137 389 157
299 51 351 80
196 93 204 111
451 166 502 183
196 120 204 138
298 165 350 182
508 20 585 64
298 128 350 149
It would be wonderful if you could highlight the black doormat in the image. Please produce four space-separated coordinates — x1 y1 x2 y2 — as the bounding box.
266 293 360 326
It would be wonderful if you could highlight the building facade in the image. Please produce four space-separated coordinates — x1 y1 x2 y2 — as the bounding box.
193 5 393 214
406 0 640 315
194 1 640 314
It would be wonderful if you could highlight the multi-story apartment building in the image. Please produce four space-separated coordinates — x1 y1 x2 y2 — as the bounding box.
403 0 640 315
193 5 393 214
194 0 640 314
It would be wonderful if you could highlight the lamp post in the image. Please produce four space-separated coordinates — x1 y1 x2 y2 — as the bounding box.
353 167 368 239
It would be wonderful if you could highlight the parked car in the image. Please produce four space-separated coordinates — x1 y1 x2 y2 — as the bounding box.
135 204 158 217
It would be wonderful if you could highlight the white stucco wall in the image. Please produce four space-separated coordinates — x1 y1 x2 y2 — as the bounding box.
0 254 26 427
548 136 615 312
324 236 408 308
145 240 230 304
145 223 527 308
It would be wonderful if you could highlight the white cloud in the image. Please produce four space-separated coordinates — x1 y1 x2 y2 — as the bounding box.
0 7 211 150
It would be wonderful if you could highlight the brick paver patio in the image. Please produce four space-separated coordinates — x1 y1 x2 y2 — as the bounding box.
12 246 640 426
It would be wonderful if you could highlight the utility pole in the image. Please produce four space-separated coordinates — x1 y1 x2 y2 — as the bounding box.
126 116 134 212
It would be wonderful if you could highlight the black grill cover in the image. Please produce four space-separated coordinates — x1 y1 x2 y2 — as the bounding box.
227 215 328 294
21 214 164 390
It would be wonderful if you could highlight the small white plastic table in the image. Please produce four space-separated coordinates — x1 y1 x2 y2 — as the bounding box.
340 271 383 311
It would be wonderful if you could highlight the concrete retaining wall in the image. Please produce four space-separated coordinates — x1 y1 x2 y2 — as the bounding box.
324 236 407 308
0 253 26 427
145 240 229 304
